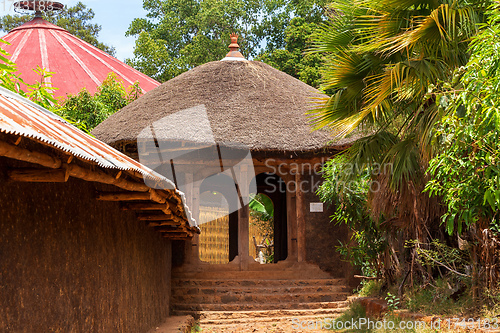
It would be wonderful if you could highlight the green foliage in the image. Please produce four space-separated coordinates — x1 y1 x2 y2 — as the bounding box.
482 288 500 318
408 240 469 277
310 0 488 189
404 278 473 316
0 2 115 56
256 17 324 88
249 193 274 221
425 4 500 235
56 73 142 131
385 292 400 311
190 323 202 332
126 0 328 82
357 280 383 297
317 156 387 276
249 193 274 238
313 0 489 287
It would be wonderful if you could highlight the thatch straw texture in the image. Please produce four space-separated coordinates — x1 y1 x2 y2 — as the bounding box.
93 60 357 152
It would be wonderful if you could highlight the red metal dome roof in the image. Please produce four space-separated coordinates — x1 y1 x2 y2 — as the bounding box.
1 17 160 98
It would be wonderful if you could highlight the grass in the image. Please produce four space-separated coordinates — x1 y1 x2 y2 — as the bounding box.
357 280 383 297
190 323 202 332
404 281 473 317
329 276 500 332
355 278 476 316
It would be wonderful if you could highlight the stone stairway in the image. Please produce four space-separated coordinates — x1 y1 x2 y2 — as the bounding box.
171 263 352 328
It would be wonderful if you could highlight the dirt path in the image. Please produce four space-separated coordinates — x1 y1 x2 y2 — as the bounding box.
199 319 329 332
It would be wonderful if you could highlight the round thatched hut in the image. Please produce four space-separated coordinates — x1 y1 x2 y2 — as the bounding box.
93 36 356 278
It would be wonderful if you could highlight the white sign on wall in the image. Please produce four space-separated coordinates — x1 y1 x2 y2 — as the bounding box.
309 203 324 213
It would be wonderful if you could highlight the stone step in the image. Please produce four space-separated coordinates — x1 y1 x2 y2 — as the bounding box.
200 313 344 326
174 306 350 321
172 284 349 295
172 266 333 280
172 291 351 305
171 278 347 288
172 300 350 312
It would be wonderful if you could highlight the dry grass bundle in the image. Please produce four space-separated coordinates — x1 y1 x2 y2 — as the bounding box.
93 60 360 153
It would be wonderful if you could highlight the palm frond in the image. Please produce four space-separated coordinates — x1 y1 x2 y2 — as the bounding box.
342 130 399 177
382 135 422 188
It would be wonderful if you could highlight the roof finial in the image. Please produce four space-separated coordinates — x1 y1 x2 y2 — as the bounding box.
229 33 239 53
221 33 246 62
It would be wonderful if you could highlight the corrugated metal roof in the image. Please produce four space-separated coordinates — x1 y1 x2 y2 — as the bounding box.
1 17 160 98
0 86 165 177
0 86 196 226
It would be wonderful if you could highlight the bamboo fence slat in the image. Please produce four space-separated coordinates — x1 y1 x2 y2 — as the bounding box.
198 206 266 264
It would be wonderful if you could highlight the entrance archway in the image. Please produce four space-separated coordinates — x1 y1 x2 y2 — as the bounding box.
250 172 288 263
249 193 274 263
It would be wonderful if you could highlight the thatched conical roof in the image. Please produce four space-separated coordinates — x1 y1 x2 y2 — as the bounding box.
93 60 355 153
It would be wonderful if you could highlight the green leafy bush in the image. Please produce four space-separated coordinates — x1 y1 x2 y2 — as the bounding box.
56 73 142 131
317 156 387 277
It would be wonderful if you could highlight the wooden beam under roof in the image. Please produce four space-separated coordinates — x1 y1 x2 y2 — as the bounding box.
137 214 173 221
147 221 180 227
97 191 153 202
8 168 68 182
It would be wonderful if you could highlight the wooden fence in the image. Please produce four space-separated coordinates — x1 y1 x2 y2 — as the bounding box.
198 206 266 264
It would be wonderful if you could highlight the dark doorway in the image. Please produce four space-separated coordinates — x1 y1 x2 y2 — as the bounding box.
252 173 288 262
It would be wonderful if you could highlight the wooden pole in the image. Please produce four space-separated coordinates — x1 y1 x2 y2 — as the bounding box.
156 228 190 234
286 174 298 261
164 235 191 240
183 173 200 264
0 140 62 169
155 229 190 236
296 172 306 262
66 164 149 192
122 202 178 214
8 164 149 193
238 164 250 271
147 221 180 227
96 190 169 203
122 203 169 211
8 168 68 182
97 192 152 201
137 214 174 221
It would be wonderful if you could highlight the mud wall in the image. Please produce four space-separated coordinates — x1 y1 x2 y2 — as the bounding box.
0 162 171 332
303 173 352 280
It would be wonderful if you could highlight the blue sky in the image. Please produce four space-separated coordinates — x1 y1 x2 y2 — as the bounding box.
1 0 148 61
64 0 148 61
59 0 147 61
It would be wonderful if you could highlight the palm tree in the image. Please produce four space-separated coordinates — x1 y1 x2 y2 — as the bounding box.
310 0 489 280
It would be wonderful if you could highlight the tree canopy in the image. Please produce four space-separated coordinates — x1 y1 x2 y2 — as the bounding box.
0 2 116 56
56 73 142 132
256 17 324 88
313 0 490 283
426 5 500 236
126 0 328 82
311 0 487 203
